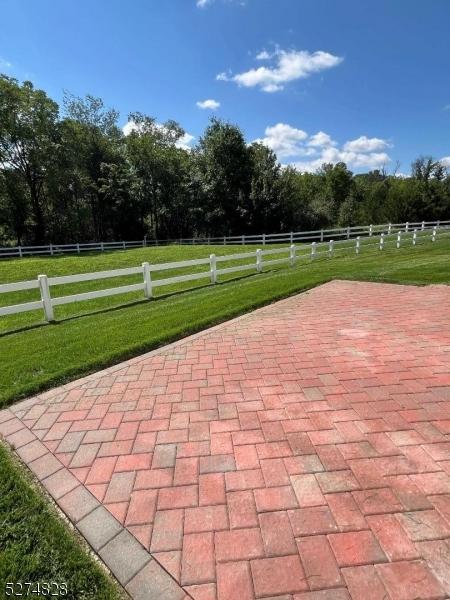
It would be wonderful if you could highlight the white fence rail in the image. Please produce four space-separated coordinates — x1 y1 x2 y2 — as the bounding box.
1 220 449 258
1 225 449 323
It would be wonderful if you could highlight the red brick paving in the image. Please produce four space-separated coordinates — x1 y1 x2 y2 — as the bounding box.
2 280 450 599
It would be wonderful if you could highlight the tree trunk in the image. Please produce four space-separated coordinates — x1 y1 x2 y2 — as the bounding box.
29 179 45 244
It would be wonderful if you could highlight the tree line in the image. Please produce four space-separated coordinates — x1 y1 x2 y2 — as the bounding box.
1 74 449 246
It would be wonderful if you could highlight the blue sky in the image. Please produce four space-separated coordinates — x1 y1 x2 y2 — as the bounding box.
1 0 449 173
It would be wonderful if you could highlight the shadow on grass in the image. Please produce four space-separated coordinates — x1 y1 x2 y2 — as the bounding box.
0 268 279 337
0 277 330 410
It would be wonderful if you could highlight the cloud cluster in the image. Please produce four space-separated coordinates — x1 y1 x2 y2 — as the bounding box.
255 123 391 172
440 156 450 168
255 123 309 157
343 135 389 153
196 98 221 110
218 48 343 92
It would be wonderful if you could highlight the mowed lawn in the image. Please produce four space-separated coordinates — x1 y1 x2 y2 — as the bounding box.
0 233 449 598
1 231 449 409
0 444 125 600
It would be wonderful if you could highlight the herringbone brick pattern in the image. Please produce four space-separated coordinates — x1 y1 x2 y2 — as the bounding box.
2 280 450 599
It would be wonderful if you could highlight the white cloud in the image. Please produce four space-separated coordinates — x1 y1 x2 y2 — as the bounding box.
343 135 390 153
122 120 195 150
256 50 272 60
254 122 391 172
308 131 336 147
440 156 450 168
122 120 140 136
196 99 221 110
254 123 308 158
218 48 343 93
196 0 212 7
176 132 196 150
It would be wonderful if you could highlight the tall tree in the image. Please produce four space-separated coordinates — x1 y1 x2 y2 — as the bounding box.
248 143 281 233
62 93 122 240
125 113 188 238
196 118 252 235
0 76 59 242
314 162 354 226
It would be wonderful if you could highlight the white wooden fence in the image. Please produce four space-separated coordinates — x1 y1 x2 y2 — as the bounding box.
1 220 448 258
0 225 448 323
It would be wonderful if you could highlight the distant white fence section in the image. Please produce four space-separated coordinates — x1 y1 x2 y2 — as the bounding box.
1 220 448 258
1 224 449 323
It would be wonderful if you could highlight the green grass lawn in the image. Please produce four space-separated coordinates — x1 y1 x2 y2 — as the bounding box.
0 231 448 597
0 231 449 409
0 443 125 600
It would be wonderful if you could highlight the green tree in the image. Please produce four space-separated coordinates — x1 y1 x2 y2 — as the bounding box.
313 162 354 226
62 93 122 240
248 142 281 233
0 76 59 242
0 170 29 244
125 113 189 239
196 118 252 235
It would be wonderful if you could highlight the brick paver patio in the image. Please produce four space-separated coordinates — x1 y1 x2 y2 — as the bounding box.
1 280 450 599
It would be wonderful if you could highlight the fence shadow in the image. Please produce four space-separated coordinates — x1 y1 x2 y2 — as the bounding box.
0 268 273 338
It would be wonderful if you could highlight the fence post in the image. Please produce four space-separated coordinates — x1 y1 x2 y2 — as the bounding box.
18 246 22 258
432 226 437 242
122 241 126 250
101 242 104 252
369 224 373 236
320 229 324 242
388 223 392 235
290 232 293 244
38 274 54 322
405 222 409 232
262 233 266 246
207 237 210 245
49 243 54 256
437 220 440 229
142 262 153 299
210 254 217 283
356 236 360 255
256 249 263 273
289 244 296 266
397 231 402 249
311 241 317 259
421 221 425 231
379 233 384 250
223 236 226 245
76 243 80 254
413 229 417 246
347 226 350 240
328 239 334 257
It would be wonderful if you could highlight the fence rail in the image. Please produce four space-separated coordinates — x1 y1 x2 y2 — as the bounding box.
1 220 449 258
1 224 448 324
